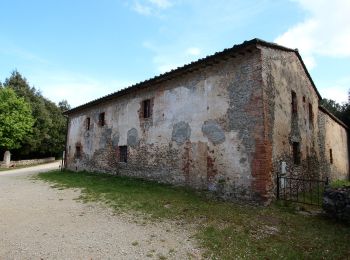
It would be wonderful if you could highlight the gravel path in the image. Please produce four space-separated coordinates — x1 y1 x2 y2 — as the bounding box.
0 163 202 259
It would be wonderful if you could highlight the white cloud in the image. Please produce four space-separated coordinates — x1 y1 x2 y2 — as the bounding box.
143 41 205 73
149 0 172 9
186 47 201 56
133 2 152 16
275 0 350 69
132 0 173 16
30 71 133 108
318 77 350 104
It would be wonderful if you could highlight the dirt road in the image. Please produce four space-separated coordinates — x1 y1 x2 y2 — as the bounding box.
0 163 200 259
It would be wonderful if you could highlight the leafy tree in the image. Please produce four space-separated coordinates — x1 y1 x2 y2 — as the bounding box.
58 99 71 112
320 98 350 127
3 70 69 159
0 88 35 154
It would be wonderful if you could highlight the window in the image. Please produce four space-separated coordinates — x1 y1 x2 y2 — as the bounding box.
291 91 297 115
292 142 300 164
99 112 105 126
75 145 82 158
119 146 127 163
308 103 313 127
330 149 333 164
143 99 151 118
86 117 91 130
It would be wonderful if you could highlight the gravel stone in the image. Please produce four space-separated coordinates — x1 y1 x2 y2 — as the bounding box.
0 162 202 259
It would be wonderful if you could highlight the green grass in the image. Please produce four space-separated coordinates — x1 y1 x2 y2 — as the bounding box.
36 170 350 259
330 179 350 188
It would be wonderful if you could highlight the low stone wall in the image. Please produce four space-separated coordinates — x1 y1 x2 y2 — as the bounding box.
0 157 56 167
323 187 350 223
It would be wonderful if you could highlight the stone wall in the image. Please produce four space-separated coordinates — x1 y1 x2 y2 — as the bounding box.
261 46 329 183
318 109 349 181
323 186 350 223
66 47 269 202
65 42 349 203
0 157 56 167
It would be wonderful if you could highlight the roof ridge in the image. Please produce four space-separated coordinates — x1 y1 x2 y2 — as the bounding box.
64 38 320 115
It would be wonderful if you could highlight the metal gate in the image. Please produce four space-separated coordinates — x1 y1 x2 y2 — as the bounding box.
276 175 329 206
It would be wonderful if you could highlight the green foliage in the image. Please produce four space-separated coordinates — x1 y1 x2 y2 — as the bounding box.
37 170 350 259
0 88 35 150
2 70 69 158
320 98 350 127
331 179 350 188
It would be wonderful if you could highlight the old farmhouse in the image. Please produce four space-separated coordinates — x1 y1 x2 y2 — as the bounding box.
64 39 349 203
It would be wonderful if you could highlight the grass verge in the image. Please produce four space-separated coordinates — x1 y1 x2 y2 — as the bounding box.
331 179 350 188
36 170 350 259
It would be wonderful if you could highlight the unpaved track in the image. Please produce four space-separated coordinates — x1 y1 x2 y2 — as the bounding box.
0 163 201 259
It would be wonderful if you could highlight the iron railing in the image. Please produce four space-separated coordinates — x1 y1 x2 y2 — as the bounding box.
276 175 329 206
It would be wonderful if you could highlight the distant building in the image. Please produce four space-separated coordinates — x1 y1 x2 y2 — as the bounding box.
64 39 349 203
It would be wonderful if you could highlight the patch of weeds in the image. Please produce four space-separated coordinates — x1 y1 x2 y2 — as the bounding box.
158 254 167 260
131 241 139 246
331 179 350 188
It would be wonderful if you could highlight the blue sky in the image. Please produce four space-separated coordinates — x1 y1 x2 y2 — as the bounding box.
0 0 349 107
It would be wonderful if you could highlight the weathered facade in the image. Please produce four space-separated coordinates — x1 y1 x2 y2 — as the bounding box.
64 39 349 203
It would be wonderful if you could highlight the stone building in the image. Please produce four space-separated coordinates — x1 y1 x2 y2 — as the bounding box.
64 39 349 203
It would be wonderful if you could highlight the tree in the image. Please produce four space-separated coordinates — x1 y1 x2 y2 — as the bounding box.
58 99 71 112
320 98 350 127
3 71 70 159
0 88 35 162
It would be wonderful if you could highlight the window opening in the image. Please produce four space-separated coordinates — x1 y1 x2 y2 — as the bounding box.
293 142 300 164
143 99 151 118
99 112 105 126
330 149 333 164
308 103 313 127
119 146 128 163
75 145 82 158
86 117 90 130
291 91 297 115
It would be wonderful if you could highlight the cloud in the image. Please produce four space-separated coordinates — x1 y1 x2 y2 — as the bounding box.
149 0 172 9
318 77 350 104
275 0 350 69
186 47 201 56
0 41 49 65
143 41 204 73
30 71 133 108
132 0 173 16
133 2 152 16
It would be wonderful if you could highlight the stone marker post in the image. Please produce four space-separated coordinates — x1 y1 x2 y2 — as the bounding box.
3 151 11 168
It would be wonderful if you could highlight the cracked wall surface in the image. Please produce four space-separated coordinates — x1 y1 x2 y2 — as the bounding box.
66 44 349 203
260 45 349 189
66 48 266 202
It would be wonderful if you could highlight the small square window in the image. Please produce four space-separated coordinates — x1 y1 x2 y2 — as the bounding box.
86 117 91 130
119 146 128 163
143 99 151 118
99 112 105 126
